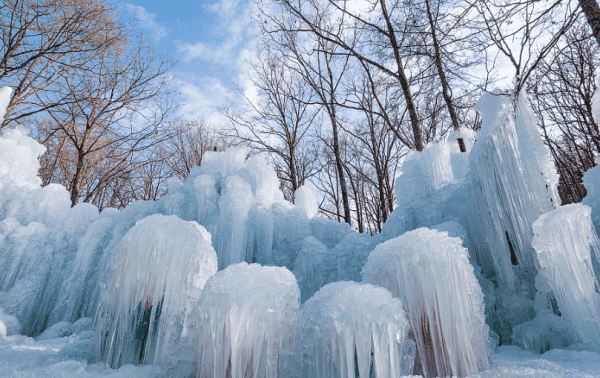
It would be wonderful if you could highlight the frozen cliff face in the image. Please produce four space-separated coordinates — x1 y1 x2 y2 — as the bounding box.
94 214 217 368
194 263 299 378
532 203 600 348
298 281 414 378
466 92 559 294
363 228 491 378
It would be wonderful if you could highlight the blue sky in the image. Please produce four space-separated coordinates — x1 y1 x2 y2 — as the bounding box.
119 0 258 125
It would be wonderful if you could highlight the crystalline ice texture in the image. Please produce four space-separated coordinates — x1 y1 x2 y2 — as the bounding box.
466 92 559 293
299 281 414 378
95 214 217 367
363 228 491 377
195 262 299 378
532 203 600 347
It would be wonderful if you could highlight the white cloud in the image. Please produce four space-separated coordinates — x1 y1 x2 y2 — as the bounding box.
177 0 258 67
125 4 168 44
174 76 232 126
177 41 210 63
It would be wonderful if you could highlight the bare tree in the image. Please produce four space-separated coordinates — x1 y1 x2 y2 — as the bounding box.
163 118 233 181
259 0 426 151
0 0 123 127
528 22 600 203
472 0 580 99
37 32 174 207
226 43 320 201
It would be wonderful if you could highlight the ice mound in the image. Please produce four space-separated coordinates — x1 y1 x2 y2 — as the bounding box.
466 92 559 293
298 281 414 378
532 203 600 347
0 307 20 338
363 228 491 377
512 311 578 354
194 262 299 378
95 214 217 368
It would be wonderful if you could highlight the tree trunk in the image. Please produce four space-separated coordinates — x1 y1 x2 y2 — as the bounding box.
581 0 600 45
425 0 460 132
380 0 424 151
330 109 352 225
70 150 85 207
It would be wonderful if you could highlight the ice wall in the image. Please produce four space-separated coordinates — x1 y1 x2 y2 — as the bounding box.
466 92 559 293
0 124 358 337
94 214 217 368
194 263 299 378
532 203 600 347
363 228 491 378
298 281 414 378
381 127 474 240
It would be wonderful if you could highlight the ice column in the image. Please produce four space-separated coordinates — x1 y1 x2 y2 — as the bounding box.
363 228 491 378
195 262 300 378
299 281 414 378
467 92 559 292
532 203 600 346
95 214 217 367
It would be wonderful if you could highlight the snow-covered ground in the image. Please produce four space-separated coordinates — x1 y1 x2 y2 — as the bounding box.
2 329 600 378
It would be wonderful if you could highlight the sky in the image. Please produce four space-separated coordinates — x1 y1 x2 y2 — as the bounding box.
118 0 258 126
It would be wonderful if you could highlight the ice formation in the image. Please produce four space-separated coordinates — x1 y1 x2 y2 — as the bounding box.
383 127 474 239
466 92 559 293
194 263 299 378
363 228 491 377
532 203 600 347
294 185 318 219
298 281 414 378
94 214 218 367
0 86 11 122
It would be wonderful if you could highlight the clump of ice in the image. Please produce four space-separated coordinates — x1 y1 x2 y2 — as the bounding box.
512 311 578 354
194 262 299 378
0 307 20 338
0 125 46 190
0 86 11 121
95 214 217 368
593 71 600 127
295 186 318 219
467 92 559 293
363 228 491 377
299 281 414 378
532 203 600 347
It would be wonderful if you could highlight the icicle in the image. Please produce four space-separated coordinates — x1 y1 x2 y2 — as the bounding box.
466 92 559 293
194 262 299 378
363 228 491 377
299 281 414 378
94 214 217 368
532 203 600 347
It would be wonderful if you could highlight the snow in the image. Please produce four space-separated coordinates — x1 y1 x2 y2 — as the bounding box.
94 214 217 368
532 203 600 348
194 262 299 378
363 228 491 377
298 281 414 378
